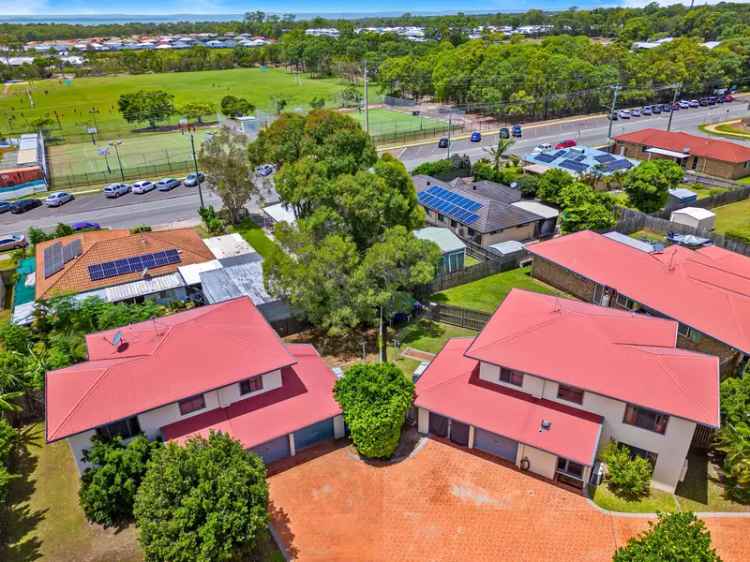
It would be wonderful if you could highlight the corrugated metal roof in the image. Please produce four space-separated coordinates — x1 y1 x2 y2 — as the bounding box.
200 262 274 305
414 227 466 253
489 240 525 255
178 260 222 286
603 231 655 253
203 233 256 259
263 202 297 224
511 200 559 219
103 272 185 302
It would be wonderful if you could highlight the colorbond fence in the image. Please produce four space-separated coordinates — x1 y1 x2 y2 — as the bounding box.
428 303 491 331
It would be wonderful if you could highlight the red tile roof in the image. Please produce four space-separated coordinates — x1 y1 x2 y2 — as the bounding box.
465 289 719 427
415 338 603 466
162 344 341 449
614 128 750 164
45 297 296 442
529 230 750 354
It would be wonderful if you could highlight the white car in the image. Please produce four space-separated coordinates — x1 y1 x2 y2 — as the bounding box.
532 143 553 153
132 180 155 194
256 164 275 177
103 183 130 198
44 191 74 207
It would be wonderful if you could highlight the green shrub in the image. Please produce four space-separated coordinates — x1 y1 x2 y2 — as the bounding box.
0 419 19 503
334 362 414 458
601 441 652 499
725 229 750 244
198 205 227 235
614 512 720 562
129 224 152 234
79 435 162 527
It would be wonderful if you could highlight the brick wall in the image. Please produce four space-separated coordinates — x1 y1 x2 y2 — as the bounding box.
530 256 597 303
677 333 741 377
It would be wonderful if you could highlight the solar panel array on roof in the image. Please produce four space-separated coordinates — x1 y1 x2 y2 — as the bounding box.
418 185 482 225
559 159 590 174
43 242 64 279
605 159 634 173
594 154 616 164
574 154 587 162
88 249 181 282
534 152 557 164
62 239 82 263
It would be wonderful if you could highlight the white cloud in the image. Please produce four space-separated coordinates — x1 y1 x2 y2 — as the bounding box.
0 0 50 15
623 0 750 6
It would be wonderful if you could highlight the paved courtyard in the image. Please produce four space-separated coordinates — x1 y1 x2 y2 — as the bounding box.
269 438 750 562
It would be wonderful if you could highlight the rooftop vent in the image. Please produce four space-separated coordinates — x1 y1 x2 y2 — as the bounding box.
539 419 552 432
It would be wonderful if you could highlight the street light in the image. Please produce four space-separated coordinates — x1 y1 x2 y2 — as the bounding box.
109 140 125 182
189 132 205 210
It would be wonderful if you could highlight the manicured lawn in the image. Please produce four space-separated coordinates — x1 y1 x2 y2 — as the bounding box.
674 452 750 513
688 184 728 200
712 197 750 238
394 318 477 354
591 484 677 514
432 266 568 314
629 229 666 244
464 255 480 267
1 68 348 141
0 423 142 562
737 176 750 185
233 220 278 260
348 107 449 139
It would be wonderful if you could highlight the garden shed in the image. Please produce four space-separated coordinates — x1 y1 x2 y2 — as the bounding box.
670 207 716 231
414 227 467 273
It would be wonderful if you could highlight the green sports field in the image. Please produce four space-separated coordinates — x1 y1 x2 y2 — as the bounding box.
0 68 348 141
348 107 450 140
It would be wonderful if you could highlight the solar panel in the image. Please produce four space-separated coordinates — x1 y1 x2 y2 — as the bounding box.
87 249 182 281
594 154 616 164
574 154 586 162
62 239 83 263
43 242 64 279
605 159 634 173
534 153 557 164
418 183 483 225
559 159 590 174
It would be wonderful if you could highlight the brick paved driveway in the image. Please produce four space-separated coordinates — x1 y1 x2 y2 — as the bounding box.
269 438 750 562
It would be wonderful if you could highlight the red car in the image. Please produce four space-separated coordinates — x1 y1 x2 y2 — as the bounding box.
555 139 577 149
724 94 735 102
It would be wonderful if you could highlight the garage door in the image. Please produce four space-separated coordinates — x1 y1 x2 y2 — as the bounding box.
450 420 470 447
474 427 518 462
429 412 449 437
294 418 334 451
251 435 290 465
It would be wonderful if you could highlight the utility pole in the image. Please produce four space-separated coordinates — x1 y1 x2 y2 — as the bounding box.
667 83 681 132
447 114 452 159
607 84 621 141
363 60 369 134
109 140 125 182
190 132 205 210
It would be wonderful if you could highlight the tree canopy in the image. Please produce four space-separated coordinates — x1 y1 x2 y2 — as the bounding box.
219 95 255 118
334 362 414 458
133 432 268 562
623 159 683 213
117 89 175 129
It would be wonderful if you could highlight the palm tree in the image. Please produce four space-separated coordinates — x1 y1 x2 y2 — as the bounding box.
0 390 23 414
484 137 515 172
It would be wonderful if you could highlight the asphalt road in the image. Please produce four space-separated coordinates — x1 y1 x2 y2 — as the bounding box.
1 101 748 236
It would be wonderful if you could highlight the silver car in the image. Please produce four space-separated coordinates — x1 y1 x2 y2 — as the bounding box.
103 183 130 198
156 178 180 191
44 192 74 207
132 180 155 194
0 234 27 251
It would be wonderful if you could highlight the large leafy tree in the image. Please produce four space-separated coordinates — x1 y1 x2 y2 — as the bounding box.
537 168 576 206
334 363 414 458
613 512 721 562
623 159 683 214
134 432 268 562
219 95 255 118
79 435 163 527
178 102 216 124
714 375 750 502
198 127 259 224
117 90 175 129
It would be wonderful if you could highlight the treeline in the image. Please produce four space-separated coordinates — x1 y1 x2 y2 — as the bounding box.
379 34 749 120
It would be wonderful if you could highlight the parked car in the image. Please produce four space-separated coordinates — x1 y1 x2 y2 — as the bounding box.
132 180 155 194
661 103 672 112
255 164 275 177
0 234 27 251
608 112 619 121
689 99 700 107
631 108 641 117
641 106 652 116
183 172 205 187
71 221 100 231
470 131 482 142
103 183 130 198
44 192 74 207
724 94 735 102
672 102 681 110
678 100 691 109
555 139 576 149
156 178 180 191
0 201 11 214
699 98 709 106
618 109 631 119
438 137 450 148
652 105 661 114
707 96 717 105
499 127 511 138
10 199 42 214
511 125 523 138
533 143 553 153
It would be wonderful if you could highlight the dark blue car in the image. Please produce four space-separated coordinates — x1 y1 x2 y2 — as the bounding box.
470 131 481 142
511 125 523 138
71 221 101 231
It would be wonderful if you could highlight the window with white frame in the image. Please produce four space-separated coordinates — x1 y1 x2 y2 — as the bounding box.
499 367 524 387
557 384 584 405
240 375 264 395
623 404 669 434
178 394 206 416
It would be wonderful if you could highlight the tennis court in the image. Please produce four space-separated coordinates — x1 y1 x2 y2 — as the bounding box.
349 107 451 140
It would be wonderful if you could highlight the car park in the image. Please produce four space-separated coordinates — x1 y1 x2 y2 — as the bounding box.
699 98 709 106
103 183 130 198
661 103 672 112
10 199 42 214
707 96 717 105
641 106 652 115
0 234 27 251
499 127 510 138
631 108 641 117
0 201 11 214
618 109 631 119
533 143 553 153
44 192 74 207
255 164 276 177
156 178 180 191
438 137 450 148
679 100 690 109
132 180 155 194
652 105 661 114
555 139 576 149
71 221 100 231
183 172 205 187
470 131 482 142
689 99 700 107
511 125 523 137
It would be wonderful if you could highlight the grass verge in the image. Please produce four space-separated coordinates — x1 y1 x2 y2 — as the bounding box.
233 220 278 260
591 484 677 514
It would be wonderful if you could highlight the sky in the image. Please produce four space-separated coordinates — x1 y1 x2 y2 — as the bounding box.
0 0 746 17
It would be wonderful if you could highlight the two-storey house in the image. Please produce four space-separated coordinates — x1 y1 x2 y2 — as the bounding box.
45 297 344 474
528 230 750 375
415 290 719 493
